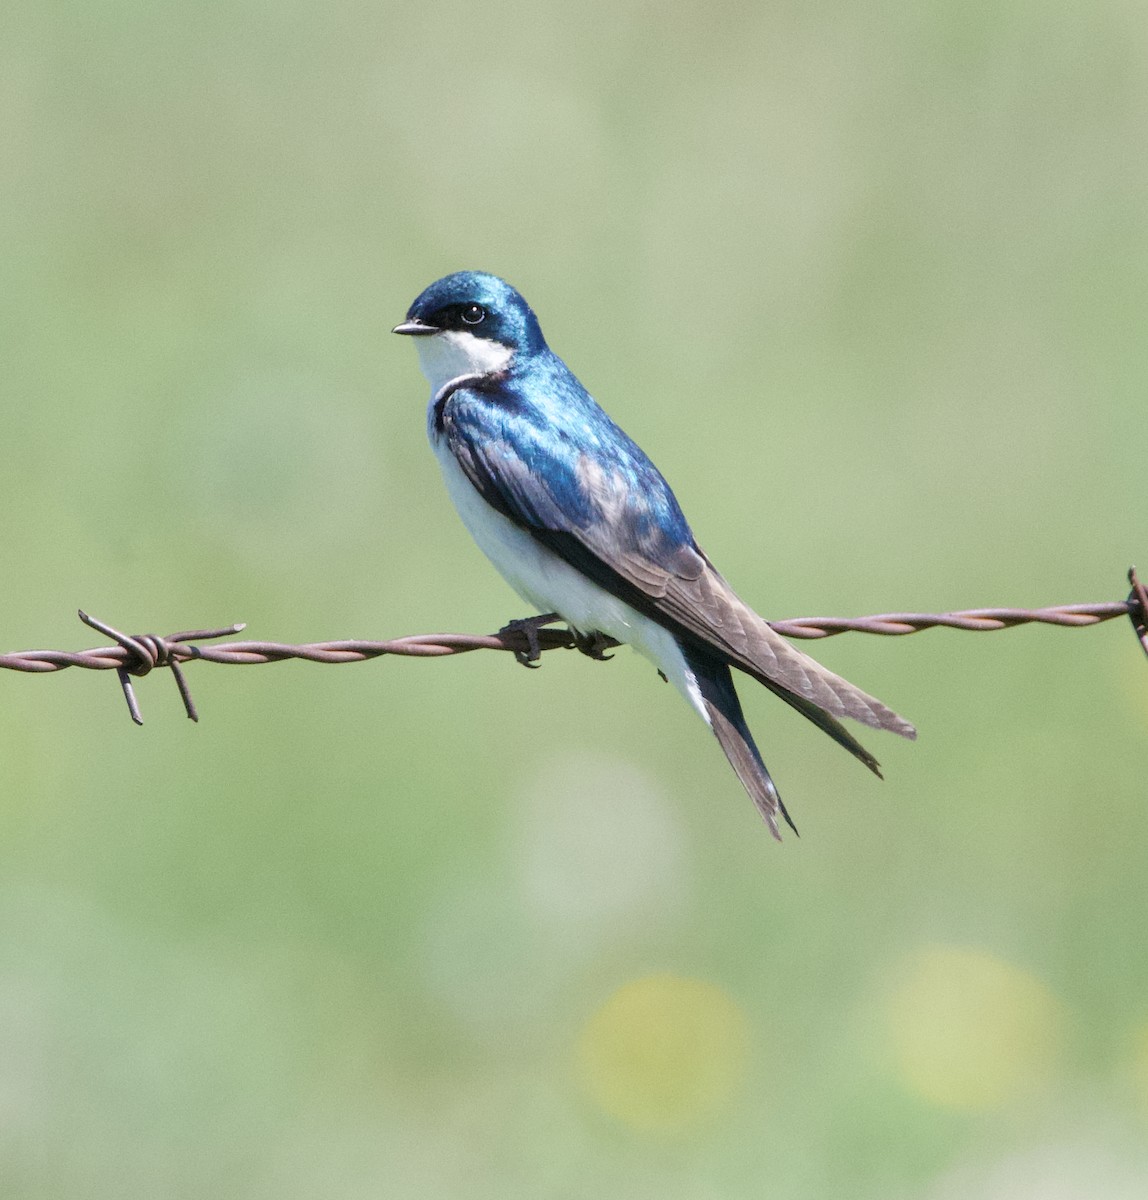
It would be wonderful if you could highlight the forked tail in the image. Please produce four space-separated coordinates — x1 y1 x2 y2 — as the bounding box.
684 645 797 840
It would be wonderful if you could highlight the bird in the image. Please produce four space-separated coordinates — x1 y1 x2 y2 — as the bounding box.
393 271 915 838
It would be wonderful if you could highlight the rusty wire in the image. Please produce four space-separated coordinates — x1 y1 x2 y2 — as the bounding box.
1 568 1144 726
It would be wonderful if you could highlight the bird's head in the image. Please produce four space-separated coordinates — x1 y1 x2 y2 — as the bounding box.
393 271 546 392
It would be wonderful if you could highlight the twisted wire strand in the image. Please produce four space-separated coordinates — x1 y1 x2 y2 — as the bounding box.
1 568 1144 724
767 600 1137 638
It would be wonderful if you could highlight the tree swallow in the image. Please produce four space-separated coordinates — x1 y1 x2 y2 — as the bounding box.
394 271 915 838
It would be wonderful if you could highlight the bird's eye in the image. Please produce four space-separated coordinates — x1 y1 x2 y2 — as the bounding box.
461 303 486 325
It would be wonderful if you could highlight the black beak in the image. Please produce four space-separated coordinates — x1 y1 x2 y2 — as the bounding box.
392 319 438 337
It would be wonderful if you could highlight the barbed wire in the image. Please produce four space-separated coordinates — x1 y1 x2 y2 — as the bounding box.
2 568 1144 726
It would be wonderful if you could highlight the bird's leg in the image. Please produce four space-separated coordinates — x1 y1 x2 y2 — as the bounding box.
570 629 617 662
498 613 561 668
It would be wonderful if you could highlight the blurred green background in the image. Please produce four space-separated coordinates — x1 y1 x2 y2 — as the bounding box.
2 2 1147 1196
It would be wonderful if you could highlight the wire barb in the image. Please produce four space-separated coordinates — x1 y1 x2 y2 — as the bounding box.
74 611 244 725
0 568 1142 725
1128 566 1148 661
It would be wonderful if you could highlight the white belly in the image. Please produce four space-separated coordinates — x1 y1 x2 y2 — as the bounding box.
433 439 708 723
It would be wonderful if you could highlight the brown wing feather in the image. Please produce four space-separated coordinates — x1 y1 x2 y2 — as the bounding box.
608 542 916 742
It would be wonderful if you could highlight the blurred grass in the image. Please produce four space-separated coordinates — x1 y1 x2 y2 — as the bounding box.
2 1 1147 1197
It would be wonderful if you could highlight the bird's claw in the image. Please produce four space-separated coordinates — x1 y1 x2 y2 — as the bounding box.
498 614 559 668
571 629 616 661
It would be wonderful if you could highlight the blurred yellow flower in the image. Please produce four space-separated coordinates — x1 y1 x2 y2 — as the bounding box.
886 945 1064 1111
575 973 749 1133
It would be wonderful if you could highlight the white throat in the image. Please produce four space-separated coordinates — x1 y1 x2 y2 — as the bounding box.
413 329 514 393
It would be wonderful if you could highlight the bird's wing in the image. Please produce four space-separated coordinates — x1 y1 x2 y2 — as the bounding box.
441 385 915 748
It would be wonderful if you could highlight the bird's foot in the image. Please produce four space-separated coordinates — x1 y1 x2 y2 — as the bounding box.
571 629 617 662
498 613 561 668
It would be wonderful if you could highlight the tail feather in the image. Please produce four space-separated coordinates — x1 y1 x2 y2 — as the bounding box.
685 646 797 840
